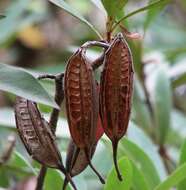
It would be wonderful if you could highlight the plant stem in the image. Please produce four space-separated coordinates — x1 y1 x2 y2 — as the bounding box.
35 73 64 190
112 0 166 32
81 41 109 49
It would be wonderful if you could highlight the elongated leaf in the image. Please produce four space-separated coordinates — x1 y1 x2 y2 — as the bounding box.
127 123 167 180
178 139 186 190
154 163 186 190
49 0 102 39
152 65 172 145
0 63 58 108
104 157 133 190
131 162 150 190
144 0 170 31
120 138 161 189
10 151 37 175
101 0 128 17
114 0 170 28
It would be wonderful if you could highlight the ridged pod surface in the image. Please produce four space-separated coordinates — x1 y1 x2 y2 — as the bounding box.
100 33 134 180
15 97 63 168
64 48 98 149
64 49 105 184
15 97 77 190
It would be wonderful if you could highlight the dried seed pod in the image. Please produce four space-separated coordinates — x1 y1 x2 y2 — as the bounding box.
64 48 105 183
100 33 134 180
14 97 77 190
63 115 104 190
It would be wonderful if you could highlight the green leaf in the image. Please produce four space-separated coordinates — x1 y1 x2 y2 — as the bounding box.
49 0 102 39
131 162 150 190
127 123 167 180
144 0 170 31
152 65 172 145
178 139 186 190
120 138 161 189
101 0 128 17
45 169 72 190
0 63 59 108
113 0 170 29
104 157 133 190
10 151 37 175
154 163 186 190
0 168 9 187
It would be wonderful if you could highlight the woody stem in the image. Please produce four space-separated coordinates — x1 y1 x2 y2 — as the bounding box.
35 73 64 190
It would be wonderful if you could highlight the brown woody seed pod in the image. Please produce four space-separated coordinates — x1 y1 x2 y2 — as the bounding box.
14 97 77 190
64 48 105 184
100 33 134 180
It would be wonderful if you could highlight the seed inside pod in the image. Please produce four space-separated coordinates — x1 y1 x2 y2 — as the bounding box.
100 33 134 181
14 97 77 190
64 48 105 184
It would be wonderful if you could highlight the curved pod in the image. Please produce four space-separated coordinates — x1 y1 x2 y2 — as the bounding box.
100 33 134 180
64 49 104 184
15 97 77 190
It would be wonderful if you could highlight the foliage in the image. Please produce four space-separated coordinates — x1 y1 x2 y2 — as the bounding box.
0 0 186 190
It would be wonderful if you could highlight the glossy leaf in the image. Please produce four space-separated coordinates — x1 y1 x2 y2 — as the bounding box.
127 123 167 180
152 65 172 145
154 163 186 190
10 151 37 175
120 138 161 189
131 162 150 190
49 0 102 39
104 157 133 190
0 63 58 108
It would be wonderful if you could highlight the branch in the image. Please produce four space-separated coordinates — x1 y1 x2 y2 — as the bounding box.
36 73 64 190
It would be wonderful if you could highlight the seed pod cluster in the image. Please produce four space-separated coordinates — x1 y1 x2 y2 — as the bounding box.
14 32 134 189
14 97 77 190
64 48 105 183
100 33 134 180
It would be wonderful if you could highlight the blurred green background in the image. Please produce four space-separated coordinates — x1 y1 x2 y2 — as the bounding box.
0 0 186 190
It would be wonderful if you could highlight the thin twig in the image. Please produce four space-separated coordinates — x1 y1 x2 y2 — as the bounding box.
35 73 64 190
81 41 109 49
91 53 105 70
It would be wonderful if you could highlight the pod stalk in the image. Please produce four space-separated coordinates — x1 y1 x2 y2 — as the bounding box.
84 148 105 184
112 140 123 181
